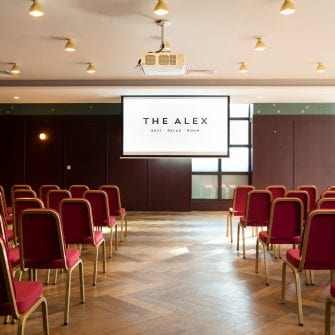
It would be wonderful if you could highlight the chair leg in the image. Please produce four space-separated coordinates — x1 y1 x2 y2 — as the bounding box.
331 270 335 283
125 214 128 237
310 270 315 285
226 214 229 237
293 269 304 326
64 269 72 325
120 217 124 242
281 261 287 304
263 244 269 286
114 225 118 251
325 297 332 335
242 226 246 259
102 240 106 274
109 228 113 258
93 245 99 286
255 238 259 273
230 215 233 243
41 297 49 335
45 269 50 285
53 269 58 285
79 260 85 304
237 223 240 251
305 270 311 285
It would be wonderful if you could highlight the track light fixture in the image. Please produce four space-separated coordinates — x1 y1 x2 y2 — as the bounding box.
64 39 75 52
154 0 168 16
86 63 96 74
280 0 295 15
10 63 21 75
255 37 266 51
29 0 44 17
316 62 326 73
239 62 248 73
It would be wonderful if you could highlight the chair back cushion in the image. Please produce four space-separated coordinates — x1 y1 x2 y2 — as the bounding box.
39 185 60 206
100 185 121 215
286 190 309 220
298 185 317 211
317 198 335 209
69 185 89 198
266 185 286 200
232 185 255 215
84 190 110 227
47 190 71 211
244 190 272 226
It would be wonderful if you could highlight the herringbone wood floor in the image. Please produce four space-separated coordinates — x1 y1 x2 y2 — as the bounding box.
1 212 333 334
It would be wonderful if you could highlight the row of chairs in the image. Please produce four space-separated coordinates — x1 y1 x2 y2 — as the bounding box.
227 184 335 330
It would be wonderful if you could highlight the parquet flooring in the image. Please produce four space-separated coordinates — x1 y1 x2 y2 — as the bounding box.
1 212 333 334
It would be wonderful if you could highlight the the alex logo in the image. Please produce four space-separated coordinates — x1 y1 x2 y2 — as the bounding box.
143 117 208 125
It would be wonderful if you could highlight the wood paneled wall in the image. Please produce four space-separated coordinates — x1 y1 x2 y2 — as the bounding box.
0 115 191 211
252 115 335 193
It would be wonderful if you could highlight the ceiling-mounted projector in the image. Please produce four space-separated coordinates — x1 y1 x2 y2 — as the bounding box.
138 20 185 76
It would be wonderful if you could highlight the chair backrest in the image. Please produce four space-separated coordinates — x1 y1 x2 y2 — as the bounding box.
60 198 94 245
0 185 8 212
19 209 67 271
99 185 123 215
11 185 31 193
297 185 318 211
267 197 303 243
0 236 18 318
317 198 335 209
299 210 335 271
13 198 44 244
47 189 71 211
321 191 335 199
328 186 335 191
69 185 89 198
84 190 110 227
231 185 255 215
286 190 309 221
13 189 37 201
266 185 287 200
39 185 60 206
0 215 10 255
244 190 272 226
0 192 7 220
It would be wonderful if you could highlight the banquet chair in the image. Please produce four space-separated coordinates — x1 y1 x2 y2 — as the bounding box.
0 184 12 215
237 190 272 259
281 209 335 326
0 236 49 335
325 283 335 335
60 198 106 286
99 185 127 241
47 189 71 211
321 191 335 199
266 185 287 200
84 190 118 258
286 190 309 223
39 184 60 207
19 209 85 325
317 198 335 209
69 185 89 198
255 197 303 285
297 185 318 211
0 191 14 242
227 185 255 243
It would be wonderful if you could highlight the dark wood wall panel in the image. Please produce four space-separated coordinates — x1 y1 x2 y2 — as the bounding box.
24 117 65 191
149 159 191 211
64 117 107 189
252 116 294 189
294 120 335 192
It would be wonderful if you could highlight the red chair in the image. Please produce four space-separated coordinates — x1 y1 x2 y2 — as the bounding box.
0 184 12 215
328 186 335 191
266 185 287 200
325 283 335 335
69 185 89 198
286 190 309 223
317 198 335 209
227 185 255 243
12 198 44 246
281 209 335 326
11 186 34 207
60 198 106 286
84 190 118 258
255 198 303 285
237 190 272 258
47 189 71 211
321 191 335 199
0 191 13 242
0 236 49 335
297 185 318 211
39 184 60 206
100 185 127 241
19 208 85 325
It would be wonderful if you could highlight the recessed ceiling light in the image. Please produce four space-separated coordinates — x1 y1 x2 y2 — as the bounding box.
64 39 75 52
14 96 20 100
255 37 266 51
154 0 168 16
239 62 248 73
10 63 21 75
280 0 295 15
257 96 263 99
29 0 44 17
86 63 96 74
316 62 326 73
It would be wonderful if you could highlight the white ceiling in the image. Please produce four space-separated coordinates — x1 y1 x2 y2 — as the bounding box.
2 0 335 103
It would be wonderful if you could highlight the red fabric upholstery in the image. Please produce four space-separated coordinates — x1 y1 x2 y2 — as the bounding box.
286 191 309 221
318 199 335 209
331 283 335 298
40 185 59 206
266 186 286 200
6 229 13 241
8 248 20 268
298 186 317 211
259 230 300 245
69 185 89 198
65 249 80 268
6 215 12 225
232 186 255 215
47 190 71 211
14 281 43 314
286 249 301 268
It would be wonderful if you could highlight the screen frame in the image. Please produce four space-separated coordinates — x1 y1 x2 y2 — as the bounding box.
121 95 230 158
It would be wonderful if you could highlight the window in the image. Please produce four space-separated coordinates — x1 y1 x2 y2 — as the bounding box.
191 104 251 200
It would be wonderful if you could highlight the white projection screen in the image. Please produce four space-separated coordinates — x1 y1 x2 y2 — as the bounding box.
122 96 230 157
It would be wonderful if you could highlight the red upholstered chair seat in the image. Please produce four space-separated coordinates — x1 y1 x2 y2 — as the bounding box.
6 229 13 241
14 281 44 314
240 217 268 227
8 247 20 268
259 230 300 245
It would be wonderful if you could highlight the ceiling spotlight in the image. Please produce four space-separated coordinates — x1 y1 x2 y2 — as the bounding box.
280 0 295 15
64 39 75 52
29 0 44 17
10 63 21 75
239 62 248 73
86 63 96 74
316 62 326 73
255 37 266 51
154 0 168 16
